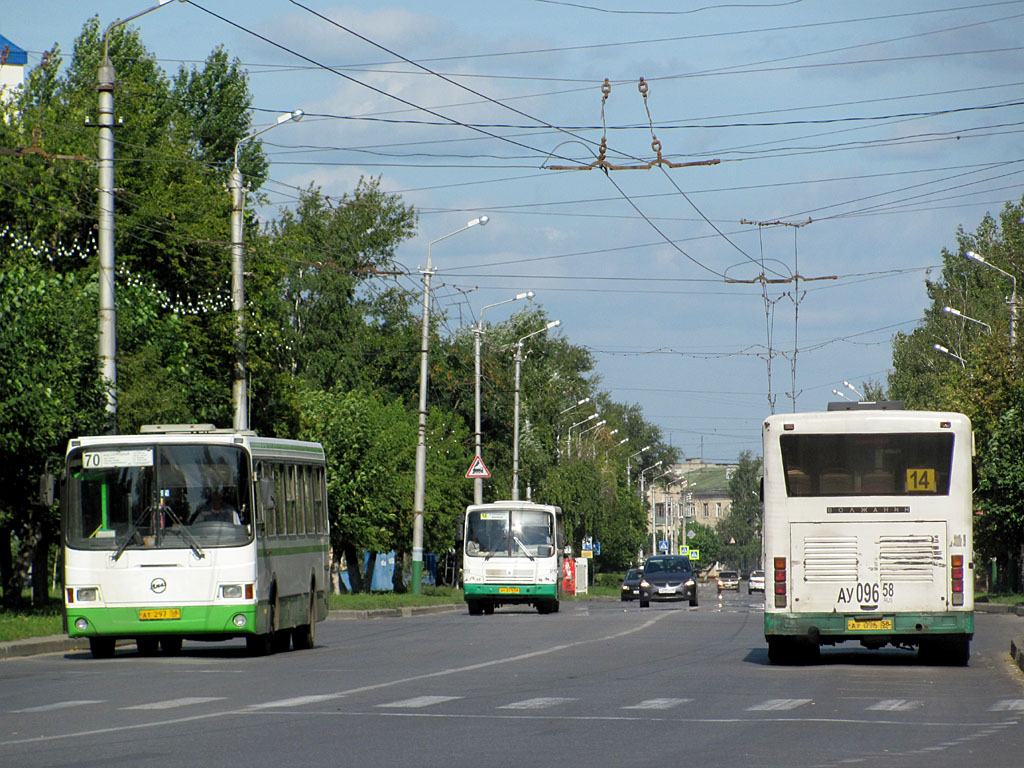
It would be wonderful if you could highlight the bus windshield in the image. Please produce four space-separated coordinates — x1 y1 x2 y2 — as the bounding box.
466 508 554 558
66 444 252 551
780 432 955 497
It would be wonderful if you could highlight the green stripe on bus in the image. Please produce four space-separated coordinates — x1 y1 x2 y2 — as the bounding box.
67 604 259 637
463 584 558 598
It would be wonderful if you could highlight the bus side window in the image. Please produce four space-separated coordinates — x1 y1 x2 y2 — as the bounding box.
303 466 315 534
275 464 287 536
313 468 326 534
286 465 297 535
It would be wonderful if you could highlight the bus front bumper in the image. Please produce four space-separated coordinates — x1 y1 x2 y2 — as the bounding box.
464 583 558 603
67 604 260 638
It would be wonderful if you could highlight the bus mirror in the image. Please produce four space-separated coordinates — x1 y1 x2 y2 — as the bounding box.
538 544 554 558
759 476 764 503
454 519 464 545
39 473 56 507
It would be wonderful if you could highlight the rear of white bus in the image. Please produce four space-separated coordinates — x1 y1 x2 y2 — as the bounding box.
762 408 974 665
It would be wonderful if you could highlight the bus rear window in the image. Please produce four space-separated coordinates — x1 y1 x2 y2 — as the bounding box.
780 432 954 497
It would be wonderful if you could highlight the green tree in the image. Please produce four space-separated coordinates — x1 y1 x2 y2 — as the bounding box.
0 243 107 606
717 451 763 572
888 196 1024 588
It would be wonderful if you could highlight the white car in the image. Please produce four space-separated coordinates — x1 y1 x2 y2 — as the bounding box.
748 569 765 594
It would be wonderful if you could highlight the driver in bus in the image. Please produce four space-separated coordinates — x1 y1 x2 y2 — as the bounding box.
193 488 241 525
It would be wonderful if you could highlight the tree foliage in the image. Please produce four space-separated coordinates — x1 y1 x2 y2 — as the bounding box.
888 196 1024 589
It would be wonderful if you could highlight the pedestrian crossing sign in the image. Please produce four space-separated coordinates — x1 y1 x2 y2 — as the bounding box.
465 456 491 479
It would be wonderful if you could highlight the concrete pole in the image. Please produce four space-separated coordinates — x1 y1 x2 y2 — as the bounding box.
229 165 247 431
97 52 117 423
511 342 523 501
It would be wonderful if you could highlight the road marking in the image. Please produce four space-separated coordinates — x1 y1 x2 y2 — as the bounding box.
498 697 576 710
868 699 922 712
622 698 693 710
11 700 104 713
377 696 462 708
748 698 812 711
248 694 344 710
123 697 226 710
990 699 1024 711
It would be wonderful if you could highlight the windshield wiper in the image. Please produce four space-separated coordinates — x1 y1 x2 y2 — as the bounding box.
112 505 150 562
512 535 535 561
161 505 205 560
484 532 509 560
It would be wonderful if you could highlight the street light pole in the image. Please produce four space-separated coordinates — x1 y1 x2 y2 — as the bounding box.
474 291 533 505
512 320 561 500
413 216 489 594
842 380 863 401
96 0 182 427
627 445 652 491
933 343 967 369
230 109 304 430
577 419 607 458
567 413 599 459
966 250 1017 347
943 305 992 333
639 461 662 556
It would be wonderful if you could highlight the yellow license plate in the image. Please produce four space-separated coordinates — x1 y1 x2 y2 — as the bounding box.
139 608 181 621
847 618 892 631
498 587 520 594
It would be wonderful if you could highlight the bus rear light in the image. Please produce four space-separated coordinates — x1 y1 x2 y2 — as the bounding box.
950 554 964 605
773 556 787 608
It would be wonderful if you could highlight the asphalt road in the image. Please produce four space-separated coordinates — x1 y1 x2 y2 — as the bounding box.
2 585 1023 768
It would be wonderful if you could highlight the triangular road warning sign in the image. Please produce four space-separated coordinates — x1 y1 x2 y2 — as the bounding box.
465 456 491 479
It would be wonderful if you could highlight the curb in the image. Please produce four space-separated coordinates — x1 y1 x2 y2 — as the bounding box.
0 604 465 660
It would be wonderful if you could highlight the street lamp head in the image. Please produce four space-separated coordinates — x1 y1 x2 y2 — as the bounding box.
467 215 490 228
933 343 949 353
290 109 304 122
966 250 985 264
546 319 561 330
517 291 535 301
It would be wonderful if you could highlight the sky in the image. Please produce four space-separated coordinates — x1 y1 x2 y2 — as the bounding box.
3 0 1023 462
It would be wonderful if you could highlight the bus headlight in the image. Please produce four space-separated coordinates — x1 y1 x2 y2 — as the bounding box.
232 614 247 627
220 584 243 599
74 618 89 631
77 587 98 602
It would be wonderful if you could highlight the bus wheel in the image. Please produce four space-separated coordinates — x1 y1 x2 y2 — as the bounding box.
483 602 495 615
160 637 182 655
946 638 970 666
247 596 278 656
89 637 116 659
767 637 795 665
136 637 159 656
467 600 483 616
293 593 316 651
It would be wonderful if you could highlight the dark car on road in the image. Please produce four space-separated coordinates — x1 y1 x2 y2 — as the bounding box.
620 568 642 601
639 555 698 608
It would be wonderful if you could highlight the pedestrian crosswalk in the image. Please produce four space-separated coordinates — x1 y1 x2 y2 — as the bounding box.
9 696 1024 717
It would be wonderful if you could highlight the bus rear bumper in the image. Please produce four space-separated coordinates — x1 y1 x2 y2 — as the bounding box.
765 610 974 643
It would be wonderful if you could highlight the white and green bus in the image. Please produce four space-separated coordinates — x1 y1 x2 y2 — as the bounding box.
61 424 330 658
460 501 564 615
762 403 974 665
